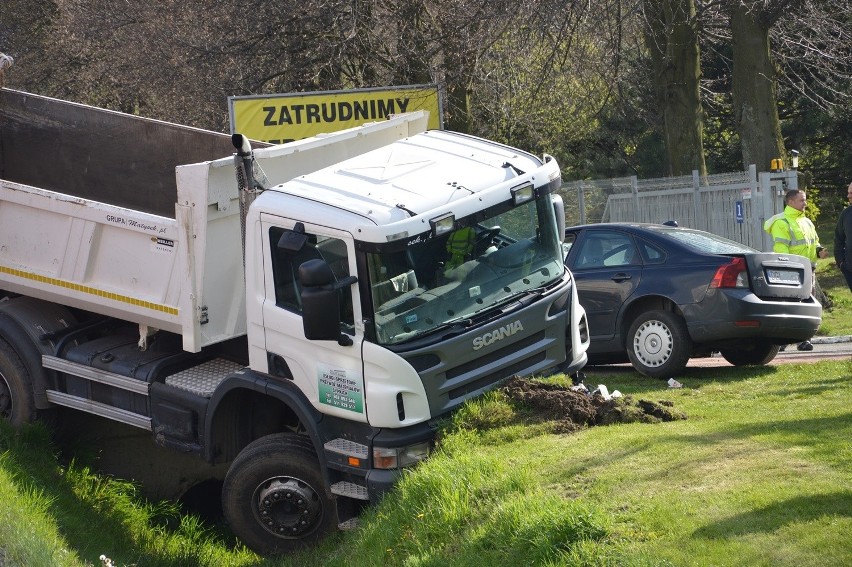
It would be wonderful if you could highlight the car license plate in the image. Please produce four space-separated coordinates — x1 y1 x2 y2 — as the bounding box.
766 269 800 285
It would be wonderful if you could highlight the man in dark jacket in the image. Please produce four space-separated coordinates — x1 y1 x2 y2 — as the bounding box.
835 181 852 292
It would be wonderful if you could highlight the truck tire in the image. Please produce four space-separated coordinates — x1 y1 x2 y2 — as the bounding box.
719 343 780 366
222 432 337 555
0 338 36 426
627 310 691 379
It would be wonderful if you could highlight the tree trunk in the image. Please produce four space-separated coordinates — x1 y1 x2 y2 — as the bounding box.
730 4 785 172
644 0 707 177
394 0 432 86
441 31 475 134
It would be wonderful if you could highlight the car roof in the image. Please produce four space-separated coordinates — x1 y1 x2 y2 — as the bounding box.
565 223 758 253
567 222 677 232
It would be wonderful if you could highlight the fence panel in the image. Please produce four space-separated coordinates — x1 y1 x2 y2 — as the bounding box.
558 167 796 250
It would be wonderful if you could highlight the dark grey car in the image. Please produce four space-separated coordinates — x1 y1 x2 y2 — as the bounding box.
564 223 822 378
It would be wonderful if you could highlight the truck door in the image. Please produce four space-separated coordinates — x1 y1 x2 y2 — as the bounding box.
259 215 368 423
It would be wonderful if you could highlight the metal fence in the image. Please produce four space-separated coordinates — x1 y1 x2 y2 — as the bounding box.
557 165 798 251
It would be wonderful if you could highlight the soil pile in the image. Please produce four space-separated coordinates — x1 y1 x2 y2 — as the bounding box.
501 376 686 433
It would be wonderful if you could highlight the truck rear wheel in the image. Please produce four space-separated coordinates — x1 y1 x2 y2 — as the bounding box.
222 432 337 556
0 338 36 426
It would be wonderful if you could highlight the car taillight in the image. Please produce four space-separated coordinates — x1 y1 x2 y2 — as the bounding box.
710 257 748 288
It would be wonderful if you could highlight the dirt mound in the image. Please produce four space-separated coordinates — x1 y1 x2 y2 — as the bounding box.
501 376 686 433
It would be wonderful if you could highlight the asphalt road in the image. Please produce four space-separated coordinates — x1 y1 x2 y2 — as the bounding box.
585 335 852 373
763 335 852 366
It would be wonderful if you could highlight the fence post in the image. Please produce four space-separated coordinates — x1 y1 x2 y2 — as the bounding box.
747 164 759 248
692 170 701 230
577 180 586 225
758 168 775 251
631 176 639 222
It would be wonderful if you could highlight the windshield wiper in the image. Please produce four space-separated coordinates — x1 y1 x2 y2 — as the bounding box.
431 318 474 339
497 289 543 314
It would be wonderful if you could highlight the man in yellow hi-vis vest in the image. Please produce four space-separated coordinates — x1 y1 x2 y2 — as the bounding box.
445 227 475 270
764 189 829 350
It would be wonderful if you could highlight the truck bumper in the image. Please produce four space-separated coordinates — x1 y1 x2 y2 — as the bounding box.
365 468 402 502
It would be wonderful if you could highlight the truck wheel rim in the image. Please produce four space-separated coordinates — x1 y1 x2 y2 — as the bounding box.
633 320 672 368
252 476 323 538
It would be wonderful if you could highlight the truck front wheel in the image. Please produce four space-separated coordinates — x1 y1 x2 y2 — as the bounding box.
222 432 337 556
0 338 36 426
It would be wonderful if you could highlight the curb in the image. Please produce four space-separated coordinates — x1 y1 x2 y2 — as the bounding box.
811 335 852 344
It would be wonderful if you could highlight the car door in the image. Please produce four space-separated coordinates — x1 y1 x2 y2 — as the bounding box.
566 229 642 341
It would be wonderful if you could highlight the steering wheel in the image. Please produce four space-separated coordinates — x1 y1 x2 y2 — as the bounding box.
474 226 501 255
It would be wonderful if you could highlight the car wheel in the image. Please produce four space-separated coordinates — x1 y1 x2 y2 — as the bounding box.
222 432 337 556
719 343 780 366
0 338 36 426
627 310 691 378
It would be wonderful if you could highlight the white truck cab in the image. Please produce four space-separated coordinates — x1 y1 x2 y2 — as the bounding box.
0 88 588 555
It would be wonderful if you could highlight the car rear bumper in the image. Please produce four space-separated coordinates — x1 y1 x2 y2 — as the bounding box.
684 289 822 343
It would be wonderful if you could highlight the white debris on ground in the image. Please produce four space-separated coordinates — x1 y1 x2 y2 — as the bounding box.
570 381 623 401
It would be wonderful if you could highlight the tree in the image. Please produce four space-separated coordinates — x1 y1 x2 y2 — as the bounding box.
728 0 792 172
772 0 852 199
642 0 707 176
1 0 849 191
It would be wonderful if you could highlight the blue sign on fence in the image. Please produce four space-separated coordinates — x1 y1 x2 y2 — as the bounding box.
735 201 744 224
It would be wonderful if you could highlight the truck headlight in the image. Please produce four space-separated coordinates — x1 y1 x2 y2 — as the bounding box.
373 441 431 469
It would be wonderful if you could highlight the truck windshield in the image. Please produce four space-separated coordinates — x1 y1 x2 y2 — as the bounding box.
367 196 564 346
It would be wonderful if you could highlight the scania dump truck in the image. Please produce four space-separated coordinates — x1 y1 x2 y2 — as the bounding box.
0 88 589 555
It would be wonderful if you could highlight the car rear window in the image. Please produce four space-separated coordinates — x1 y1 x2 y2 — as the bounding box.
661 228 756 254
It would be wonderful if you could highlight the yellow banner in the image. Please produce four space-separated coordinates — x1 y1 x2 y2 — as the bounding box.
229 85 442 144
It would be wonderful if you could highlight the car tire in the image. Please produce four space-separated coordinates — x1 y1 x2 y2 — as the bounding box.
627 310 691 378
222 432 337 556
0 338 36 426
719 343 780 366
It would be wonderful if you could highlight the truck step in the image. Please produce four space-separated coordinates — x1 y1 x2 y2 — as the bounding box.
324 438 369 460
164 358 245 397
330 481 369 500
45 390 151 430
338 518 358 531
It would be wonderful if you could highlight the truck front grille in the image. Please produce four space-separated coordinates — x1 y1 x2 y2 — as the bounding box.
445 331 544 382
410 328 561 416
448 351 546 400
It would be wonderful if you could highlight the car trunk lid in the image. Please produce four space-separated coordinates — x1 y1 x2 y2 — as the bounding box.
743 253 813 300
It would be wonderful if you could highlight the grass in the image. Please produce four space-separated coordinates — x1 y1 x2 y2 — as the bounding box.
0 425 81 566
815 258 852 336
815 222 852 336
2 360 850 566
290 362 852 567
0 421 257 567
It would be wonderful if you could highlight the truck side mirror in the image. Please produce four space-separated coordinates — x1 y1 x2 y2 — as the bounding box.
299 259 349 344
552 193 565 243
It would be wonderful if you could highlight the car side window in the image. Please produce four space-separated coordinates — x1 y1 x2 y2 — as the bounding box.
576 231 639 268
562 233 577 261
637 239 666 264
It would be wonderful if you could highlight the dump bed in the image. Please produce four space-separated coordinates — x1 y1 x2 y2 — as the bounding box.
0 89 235 217
0 89 428 351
